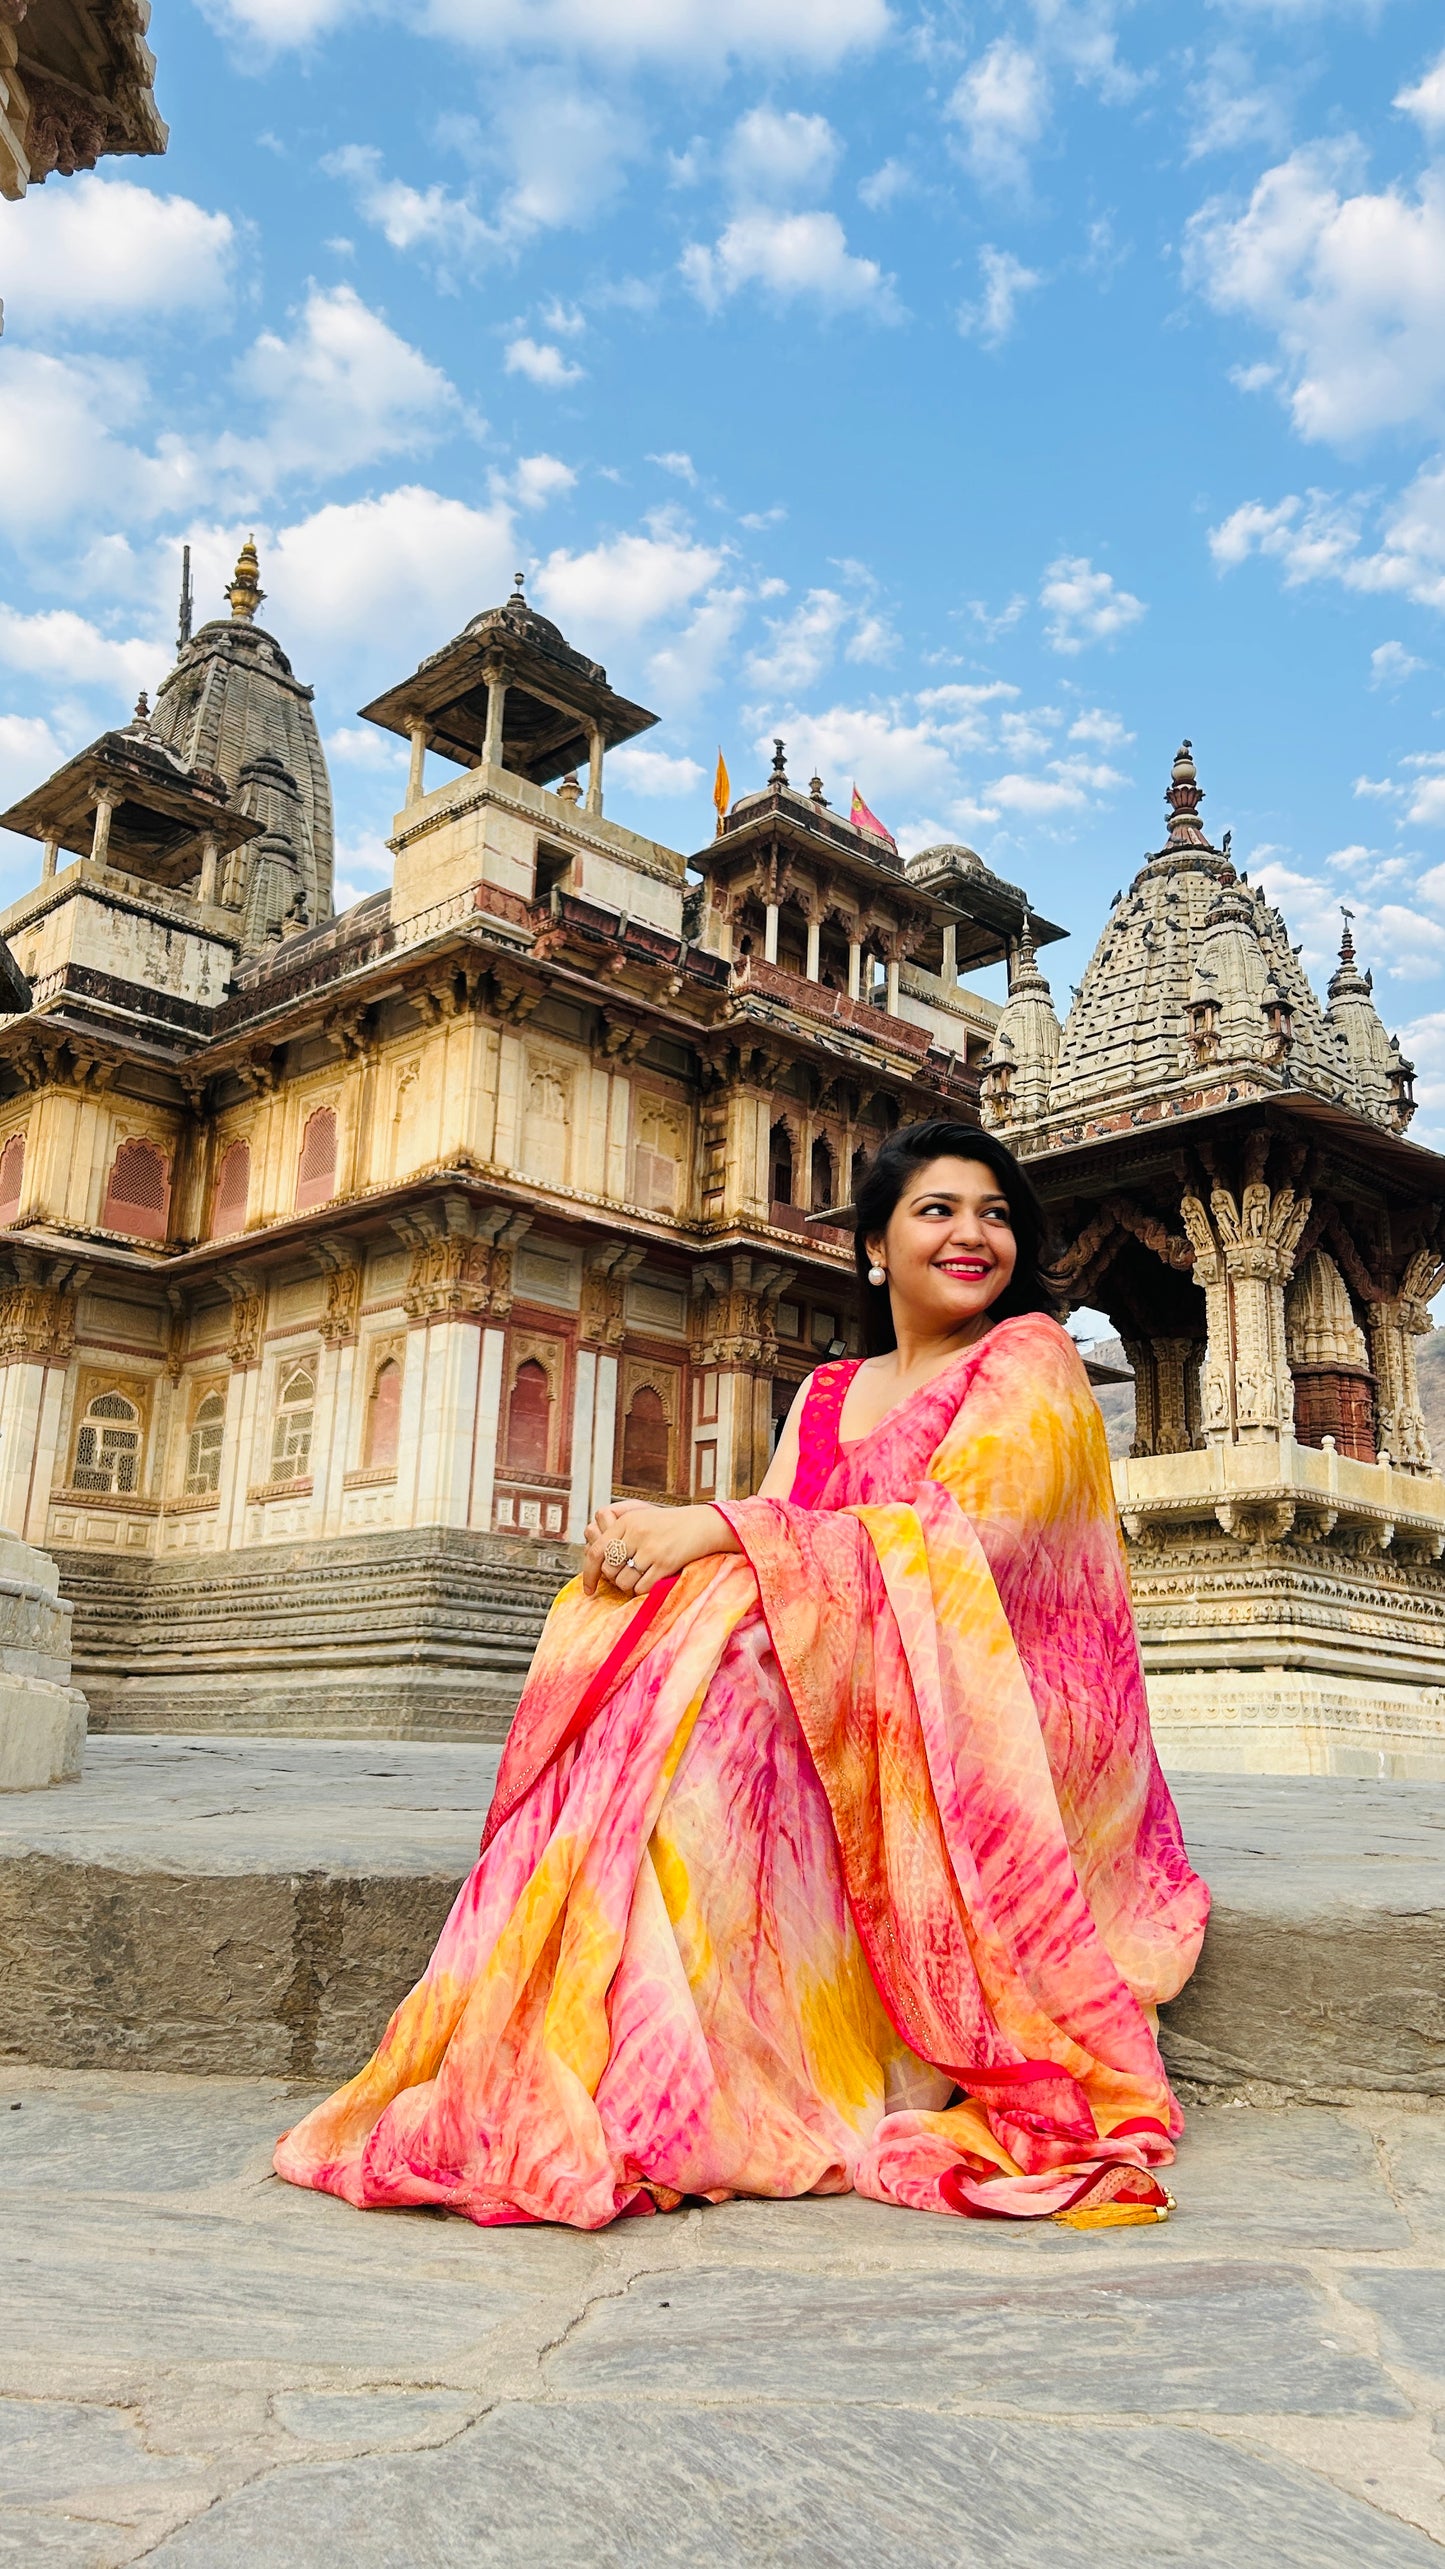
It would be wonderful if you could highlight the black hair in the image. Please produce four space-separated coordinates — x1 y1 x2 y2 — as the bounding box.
852 1118 1060 1356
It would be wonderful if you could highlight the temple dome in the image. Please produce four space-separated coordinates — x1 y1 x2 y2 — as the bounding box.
981 917 1061 1132
1044 742 1408 1133
149 538 333 950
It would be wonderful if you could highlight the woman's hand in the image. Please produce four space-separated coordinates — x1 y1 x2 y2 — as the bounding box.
582 1499 739 1597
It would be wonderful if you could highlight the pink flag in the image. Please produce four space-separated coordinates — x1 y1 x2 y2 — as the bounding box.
849 785 897 853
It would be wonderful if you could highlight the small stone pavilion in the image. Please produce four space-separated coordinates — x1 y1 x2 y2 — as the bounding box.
984 744 1445 1775
0 551 1047 1738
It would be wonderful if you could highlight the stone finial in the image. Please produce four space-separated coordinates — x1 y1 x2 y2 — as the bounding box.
1329 906 1366 998
1164 739 1210 851
770 739 788 784
809 774 827 807
131 690 150 729
226 536 265 624
557 770 582 806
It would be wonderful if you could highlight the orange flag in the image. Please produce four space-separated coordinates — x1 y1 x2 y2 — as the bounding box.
713 748 731 833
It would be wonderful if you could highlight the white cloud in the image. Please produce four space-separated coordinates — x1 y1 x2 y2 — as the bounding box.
326 725 405 770
858 158 909 212
0 713 67 812
752 706 958 806
1396 49 1445 136
0 607 156 701
415 0 889 68
217 285 464 495
1371 640 1426 688
256 485 519 677
0 350 192 539
608 746 705 795
958 245 1042 347
505 336 584 388
509 453 577 511
1184 46 1288 163
724 106 841 203
1039 553 1146 652
1185 141 1445 443
681 208 897 317
648 451 699 485
0 176 236 334
746 589 850 689
333 828 394 914
644 583 750 708
534 525 724 639
1208 463 1445 613
324 150 502 276
1067 705 1134 745
328 91 639 276
947 40 1049 193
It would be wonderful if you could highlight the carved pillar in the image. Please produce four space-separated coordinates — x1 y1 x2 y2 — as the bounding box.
586 724 605 816
885 951 900 1014
1368 1248 1443 1470
941 922 957 986
763 903 779 964
1180 1156 1310 1447
89 790 118 867
406 722 427 806
1120 1336 1159 1458
40 838 58 884
481 661 507 767
805 917 821 982
847 939 862 1001
197 836 219 906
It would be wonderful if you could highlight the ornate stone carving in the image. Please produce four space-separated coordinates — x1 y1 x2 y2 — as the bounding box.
396 1199 532 1323
690 1254 794 1369
580 1242 645 1347
24 73 111 181
314 1242 363 1347
218 1273 265 1372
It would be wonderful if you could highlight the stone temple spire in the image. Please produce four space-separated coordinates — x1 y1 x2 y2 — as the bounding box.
981 911 1062 1134
149 534 333 949
1326 906 1414 1130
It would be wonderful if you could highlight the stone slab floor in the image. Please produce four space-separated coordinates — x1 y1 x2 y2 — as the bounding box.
2 2070 1444 2564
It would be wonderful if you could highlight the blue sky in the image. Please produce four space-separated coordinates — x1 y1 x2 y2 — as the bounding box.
4 0 1445 1119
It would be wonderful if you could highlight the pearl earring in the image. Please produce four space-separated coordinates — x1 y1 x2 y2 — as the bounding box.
867 1263 886 1288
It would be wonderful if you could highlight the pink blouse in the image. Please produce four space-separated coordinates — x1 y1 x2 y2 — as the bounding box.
788 1359 864 1507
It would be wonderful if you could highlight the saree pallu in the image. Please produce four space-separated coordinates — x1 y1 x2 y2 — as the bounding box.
275 1315 1209 2228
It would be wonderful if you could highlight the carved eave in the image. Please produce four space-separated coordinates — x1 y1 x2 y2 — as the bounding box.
1022 1088 1445 1214
359 602 658 786
1 0 166 200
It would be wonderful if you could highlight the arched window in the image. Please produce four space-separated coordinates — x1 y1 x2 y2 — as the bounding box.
768 1122 794 1207
101 1137 170 1241
185 1389 226 1497
0 1132 24 1225
506 1358 552 1475
621 1383 669 1490
73 1389 141 1494
211 1139 250 1238
270 1363 315 1482
365 1358 402 1470
811 1135 835 1214
295 1107 337 1213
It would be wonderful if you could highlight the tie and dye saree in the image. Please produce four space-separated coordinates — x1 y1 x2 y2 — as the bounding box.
275 1314 1208 2230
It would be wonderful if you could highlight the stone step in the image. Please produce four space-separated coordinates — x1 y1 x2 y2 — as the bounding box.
1 1740 1441 2097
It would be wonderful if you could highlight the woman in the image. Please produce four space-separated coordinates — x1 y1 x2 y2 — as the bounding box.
276 1119 1207 2231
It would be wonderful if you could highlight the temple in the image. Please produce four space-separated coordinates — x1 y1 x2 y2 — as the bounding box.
982 743 1445 1775
0 549 1047 1737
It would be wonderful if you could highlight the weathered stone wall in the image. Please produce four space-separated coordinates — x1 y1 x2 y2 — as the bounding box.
61 1525 573 1739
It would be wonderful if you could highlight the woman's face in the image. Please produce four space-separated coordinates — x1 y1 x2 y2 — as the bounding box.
867 1155 1018 1337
